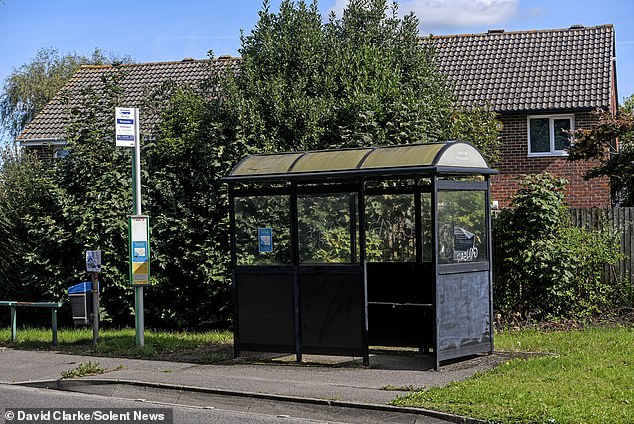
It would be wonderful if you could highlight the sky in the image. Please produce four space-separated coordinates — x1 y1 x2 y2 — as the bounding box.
1 0 633 137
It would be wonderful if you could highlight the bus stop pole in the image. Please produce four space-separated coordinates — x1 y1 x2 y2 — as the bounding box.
92 271 99 350
132 108 144 347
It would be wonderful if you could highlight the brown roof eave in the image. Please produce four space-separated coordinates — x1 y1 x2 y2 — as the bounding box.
18 137 67 146
495 106 607 116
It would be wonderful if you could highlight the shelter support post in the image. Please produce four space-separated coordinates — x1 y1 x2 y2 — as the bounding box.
486 176 494 354
228 185 240 359
414 180 426 353
358 179 370 366
290 183 302 363
431 176 440 370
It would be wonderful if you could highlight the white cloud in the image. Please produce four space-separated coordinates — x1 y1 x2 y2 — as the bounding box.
400 0 518 32
329 0 349 18
327 0 519 33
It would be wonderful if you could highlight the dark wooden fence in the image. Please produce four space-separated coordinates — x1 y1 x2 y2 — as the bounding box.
569 207 634 283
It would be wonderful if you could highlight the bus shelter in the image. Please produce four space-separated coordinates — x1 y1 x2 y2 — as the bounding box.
223 141 497 369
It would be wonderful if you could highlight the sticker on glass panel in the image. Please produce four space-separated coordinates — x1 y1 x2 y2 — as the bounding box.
453 227 478 262
258 228 273 253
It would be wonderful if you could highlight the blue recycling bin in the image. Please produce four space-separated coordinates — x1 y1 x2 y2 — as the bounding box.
68 282 93 326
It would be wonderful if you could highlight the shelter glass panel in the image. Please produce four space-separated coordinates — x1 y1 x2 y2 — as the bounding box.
365 194 416 262
298 193 359 263
437 190 487 264
234 195 291 265
421 192 433 262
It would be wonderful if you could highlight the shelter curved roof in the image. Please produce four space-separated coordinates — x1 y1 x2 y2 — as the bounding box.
224 141 496 182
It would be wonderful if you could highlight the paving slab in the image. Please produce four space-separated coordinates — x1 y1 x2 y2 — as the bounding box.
0 348 502 423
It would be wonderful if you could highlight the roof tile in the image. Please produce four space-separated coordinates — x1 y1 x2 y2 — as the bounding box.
423 24 615 112
18 58 239 142
21 25 616 142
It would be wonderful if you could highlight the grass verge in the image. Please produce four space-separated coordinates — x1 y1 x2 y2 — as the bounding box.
391 326 634 423
0 327 233 363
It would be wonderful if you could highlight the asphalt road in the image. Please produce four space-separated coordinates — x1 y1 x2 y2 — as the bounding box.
0 384 333 424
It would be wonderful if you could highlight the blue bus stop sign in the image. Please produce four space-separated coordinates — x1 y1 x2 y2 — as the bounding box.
258 228 273 253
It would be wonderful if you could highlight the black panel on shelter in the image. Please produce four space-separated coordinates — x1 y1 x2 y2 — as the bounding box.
366 262 433 304
437 270 491 361
236 271 295 349
299 267 363 352
366 262 434 348
368 303 433 348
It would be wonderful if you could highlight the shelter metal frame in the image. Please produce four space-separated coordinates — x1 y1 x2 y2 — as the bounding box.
223 141 497 369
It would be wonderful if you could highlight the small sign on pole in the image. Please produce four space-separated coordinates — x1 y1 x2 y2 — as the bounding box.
129 215 150 286
85 250 102 273
115 107 138 147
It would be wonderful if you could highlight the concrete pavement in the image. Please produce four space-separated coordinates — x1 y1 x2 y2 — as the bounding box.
0 347 504 423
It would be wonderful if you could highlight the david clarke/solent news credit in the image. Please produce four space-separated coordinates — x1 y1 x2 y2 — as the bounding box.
3 408 173 424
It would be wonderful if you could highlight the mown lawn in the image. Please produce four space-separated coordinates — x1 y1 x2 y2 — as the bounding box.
0 327 233 363
392 326 634 423
3 326 634 422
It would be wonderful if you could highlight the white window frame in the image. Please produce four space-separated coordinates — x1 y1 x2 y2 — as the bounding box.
53 148 71 159
527 114 575 157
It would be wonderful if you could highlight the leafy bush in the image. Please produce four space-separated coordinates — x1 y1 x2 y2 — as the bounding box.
0 75 234 330
222 0 500 157
0 0 501 330
144 84 233 329
0 148 67 310
494 173 623 320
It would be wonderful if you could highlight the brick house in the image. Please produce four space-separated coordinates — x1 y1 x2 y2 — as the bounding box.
18 25 617 207
425 24 618 208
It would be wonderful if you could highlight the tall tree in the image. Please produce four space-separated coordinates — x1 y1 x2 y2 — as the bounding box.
568 94 634 205
0 0 501 329
144 83 234 328
0 47 132 140
219 0 500 158
0 69 135 324
0 146 61 304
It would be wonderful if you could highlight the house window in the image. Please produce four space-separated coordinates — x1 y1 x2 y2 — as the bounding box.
528 115 574 156
53 148 70 159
